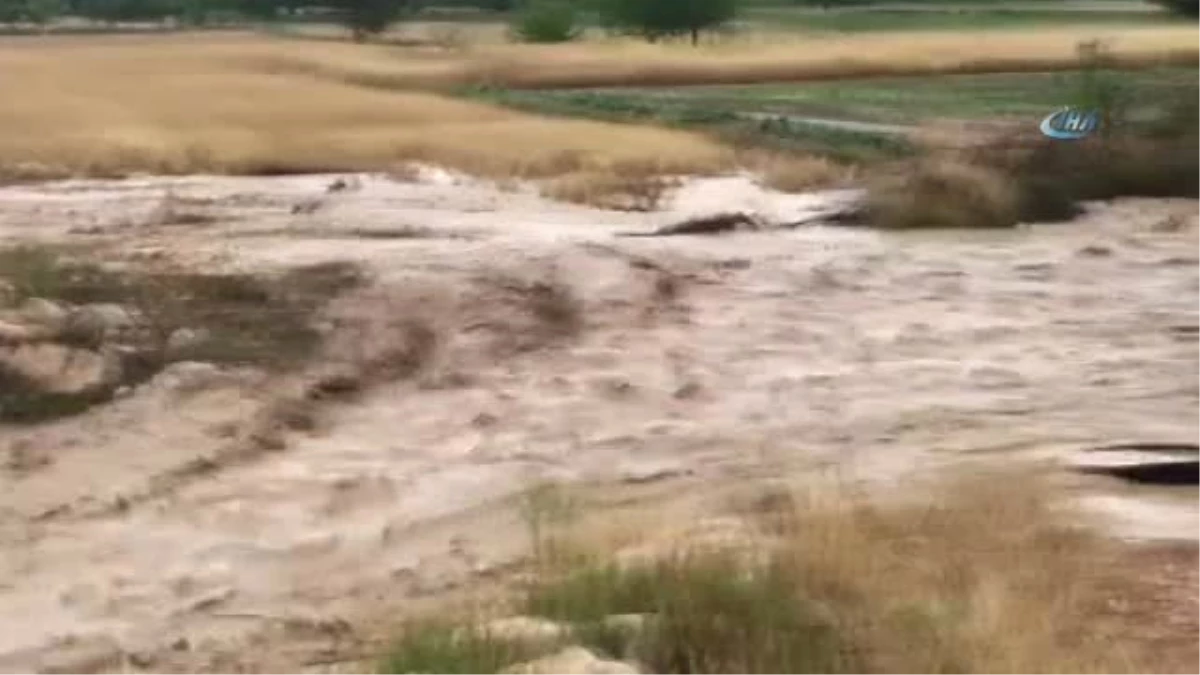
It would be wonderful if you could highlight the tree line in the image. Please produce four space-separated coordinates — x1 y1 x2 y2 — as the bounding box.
0 0 1194 38
0 0 745 43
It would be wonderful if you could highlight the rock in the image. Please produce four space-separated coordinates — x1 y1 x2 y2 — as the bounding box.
599 614 653 659
165 327 211 359
0 280 16 308
0 343 122 394
502 647 640 675
64 303 136 343
1076 244 1113 258
471 616 569 648
175 586 235 614
1149 212 1193 232
0 319 47 345
603 613 650 635
148 361 228 396
127 651 154 668
18 297 68 333
619 461 689 485
672 382 703 400
471 412 499 428
33 635 124 674
3 440 52 475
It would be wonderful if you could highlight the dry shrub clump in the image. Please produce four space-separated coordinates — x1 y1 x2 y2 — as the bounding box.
969 126 1200 223
760 474 1120 674
865 157 1017 230
382 471 1192 674
540 161 683 212
744 152 857 193
866 80 1199 229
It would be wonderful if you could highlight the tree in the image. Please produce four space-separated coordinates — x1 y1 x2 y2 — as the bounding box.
329 0 407 41
599 0 737 45
0 0 64 24
0 0 27 22
24 0 64 25
510 0 579 42
478 0 518 10
1151 0 1198 16
236 0 281 19
75 0 179 22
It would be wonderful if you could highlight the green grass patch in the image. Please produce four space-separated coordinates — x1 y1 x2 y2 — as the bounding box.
462 67 1194 165
525 555 854 673
379 623 544 674
463 86 915 163
584 68 1200 124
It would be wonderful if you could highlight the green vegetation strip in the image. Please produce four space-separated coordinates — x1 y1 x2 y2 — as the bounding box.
742 8 1187 32
514 68 1197 124
463 86 917 163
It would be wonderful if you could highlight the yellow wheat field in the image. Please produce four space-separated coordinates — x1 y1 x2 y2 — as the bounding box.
247 25 1200 89
0 34 733 182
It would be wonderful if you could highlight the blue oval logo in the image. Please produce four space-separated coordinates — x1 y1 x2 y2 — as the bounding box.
1040 107 1100 141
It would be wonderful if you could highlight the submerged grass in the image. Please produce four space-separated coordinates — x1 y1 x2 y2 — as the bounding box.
380 622 541 675
0 246 366 423
526 555 854 673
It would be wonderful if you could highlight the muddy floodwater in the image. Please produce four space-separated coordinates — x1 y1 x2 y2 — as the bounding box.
0 172 1196 672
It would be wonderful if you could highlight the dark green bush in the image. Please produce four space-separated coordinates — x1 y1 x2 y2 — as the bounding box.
1151 0 1198 16
509 0 580 43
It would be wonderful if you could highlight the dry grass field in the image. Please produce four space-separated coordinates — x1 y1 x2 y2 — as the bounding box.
381 472 1198 674
0 25 1195 189
239 25 1200 90
0 36 732 184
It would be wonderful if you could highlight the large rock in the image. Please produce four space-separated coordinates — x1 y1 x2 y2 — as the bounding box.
0 343 122 395
147 361 226 395
165 327 211 360
0 319 48 346
0 280 16 309
63 303 136 344
502 647 640 675
18 297 68 333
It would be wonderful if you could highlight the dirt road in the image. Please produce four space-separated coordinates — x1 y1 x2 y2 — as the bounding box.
0 172 1195 672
